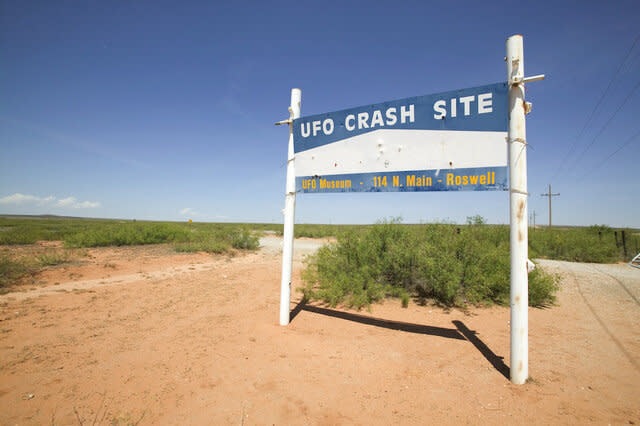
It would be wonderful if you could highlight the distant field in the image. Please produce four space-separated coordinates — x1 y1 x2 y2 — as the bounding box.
283 221 639 264
0 217 265 291
0 217 265 249
0 216 637 262
1 216 638 308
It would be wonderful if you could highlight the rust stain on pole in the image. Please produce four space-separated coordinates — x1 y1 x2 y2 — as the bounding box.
517 199 525 220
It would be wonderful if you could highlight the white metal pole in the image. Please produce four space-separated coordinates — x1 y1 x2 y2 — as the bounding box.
280 88 301 326
507 34 529 384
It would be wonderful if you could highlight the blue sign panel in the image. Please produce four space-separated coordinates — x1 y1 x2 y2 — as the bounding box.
293 82 509 193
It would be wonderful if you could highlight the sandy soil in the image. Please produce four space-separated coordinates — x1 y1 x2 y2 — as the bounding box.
0 237 639 425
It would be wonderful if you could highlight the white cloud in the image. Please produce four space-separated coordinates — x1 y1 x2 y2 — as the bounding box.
56 197 101 209
0 193 42 204
75 201 100 208
180 207 197 216
56 197 77 207
0 193 100 209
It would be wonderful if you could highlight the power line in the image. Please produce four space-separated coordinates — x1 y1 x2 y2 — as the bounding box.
567 79 640 173
551 34 640 181
579 128 640 179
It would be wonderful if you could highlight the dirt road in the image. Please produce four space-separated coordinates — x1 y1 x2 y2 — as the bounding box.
0 238 638 424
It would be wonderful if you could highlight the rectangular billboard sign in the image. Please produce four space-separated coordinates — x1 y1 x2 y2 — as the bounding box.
293 82 508 193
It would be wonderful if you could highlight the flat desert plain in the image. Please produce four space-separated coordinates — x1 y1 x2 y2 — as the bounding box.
1 236 639 425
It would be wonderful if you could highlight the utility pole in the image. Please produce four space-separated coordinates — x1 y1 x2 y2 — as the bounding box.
540 184 560 227
532 210 536 229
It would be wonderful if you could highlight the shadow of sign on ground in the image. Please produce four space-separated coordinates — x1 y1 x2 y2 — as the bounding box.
290 299 510 380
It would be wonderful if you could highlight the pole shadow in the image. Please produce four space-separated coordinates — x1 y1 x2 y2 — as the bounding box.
289 298 307 322
289 299 510 379
452 320 510 380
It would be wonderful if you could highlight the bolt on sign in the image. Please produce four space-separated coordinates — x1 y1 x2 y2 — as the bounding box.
293 82 508 193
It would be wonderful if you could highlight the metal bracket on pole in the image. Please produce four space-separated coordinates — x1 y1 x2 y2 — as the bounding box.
509 74 543 116
275 106 295 126
523 74 545 84
510 188 530 196
509 137 528 146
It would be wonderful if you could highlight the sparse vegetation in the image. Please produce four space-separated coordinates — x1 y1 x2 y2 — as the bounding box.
173 226 259 254
230 227 260 250
0 216 636 299
0 217 262 254
36 249 72 266
64 222 190 247
284 222 639 263
0 255 34 292
528 225 636 263
0 218 265 288
285 222 639 263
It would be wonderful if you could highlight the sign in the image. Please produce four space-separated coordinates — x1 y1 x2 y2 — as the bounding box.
293 82 508 193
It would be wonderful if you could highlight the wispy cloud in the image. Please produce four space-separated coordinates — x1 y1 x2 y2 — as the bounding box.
56 197 77 207
56 197 101 209
0 193 100 209
180 207 202 217
0 193 44 204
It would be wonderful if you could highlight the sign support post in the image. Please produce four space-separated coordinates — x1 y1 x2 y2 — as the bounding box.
279 88 301 326
507 34 529 384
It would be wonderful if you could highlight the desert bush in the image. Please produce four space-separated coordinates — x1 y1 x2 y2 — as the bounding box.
0 255 34 291
36 250 72 266
174 239 229 254
300 220 411 309
528 267 560 307
301 219 559 309
173 226 259 254
64 222 190 247
230 228 260 250
0 218 266 255
0 227 43 245
529 227 623 263
2 217 636 262
0 217 115 244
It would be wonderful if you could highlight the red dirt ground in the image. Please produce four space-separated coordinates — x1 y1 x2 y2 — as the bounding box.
1 237 639 424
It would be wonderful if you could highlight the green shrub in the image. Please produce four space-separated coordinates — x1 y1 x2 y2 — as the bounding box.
0 255 34 291
230 228 260 250
528 267 560 307
529 227 624 263
64 222 190 247
174 240 229 254
301 219 559 309
172 226 259 254
36 250 71 266
0 228 43 245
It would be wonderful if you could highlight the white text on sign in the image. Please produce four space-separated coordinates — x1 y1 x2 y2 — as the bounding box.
433 93 493 119
299 93 494 138
300 105 415 138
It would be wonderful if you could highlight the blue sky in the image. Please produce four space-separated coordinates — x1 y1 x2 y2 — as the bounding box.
1 0 639 227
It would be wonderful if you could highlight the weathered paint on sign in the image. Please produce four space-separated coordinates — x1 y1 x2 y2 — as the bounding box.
293 82 508 193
